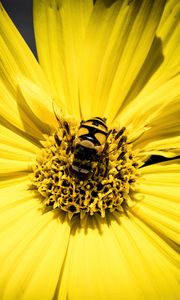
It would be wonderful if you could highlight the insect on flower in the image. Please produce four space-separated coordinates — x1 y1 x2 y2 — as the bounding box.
0 1 179 300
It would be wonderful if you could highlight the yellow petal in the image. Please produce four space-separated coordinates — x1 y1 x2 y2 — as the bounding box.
0 178 70 300
0 158 32 176
0 76 45 142
132 159 180 243
135 159 180 202
79 0 124 119
118 69 180 127
120 74 180 157
115 0 179 146
0 124 38 161
58 216 143 300
0 3 50 91
156 0 180 72
57 214 180 300
0 176 35 210
120 215 180 299
0 212 70 300
17 75 58 133
0 4 53 141
33 0 93 118
20 215 70 300
0 125 38 175
115 0 180 111
131 193 180 243
79 0 165 121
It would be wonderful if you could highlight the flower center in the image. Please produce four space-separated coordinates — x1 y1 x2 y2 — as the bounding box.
32 117 142 219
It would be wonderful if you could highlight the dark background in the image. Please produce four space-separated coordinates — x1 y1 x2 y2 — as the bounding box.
1 0 37 56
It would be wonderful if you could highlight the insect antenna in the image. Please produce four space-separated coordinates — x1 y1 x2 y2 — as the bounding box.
52 101 72 141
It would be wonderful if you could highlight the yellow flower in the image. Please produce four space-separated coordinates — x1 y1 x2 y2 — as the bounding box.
0 0 180 299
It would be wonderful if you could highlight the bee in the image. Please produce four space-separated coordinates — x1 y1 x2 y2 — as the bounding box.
69 117 109 181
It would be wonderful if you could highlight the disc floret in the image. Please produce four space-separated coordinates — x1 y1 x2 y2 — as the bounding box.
32 119 142 219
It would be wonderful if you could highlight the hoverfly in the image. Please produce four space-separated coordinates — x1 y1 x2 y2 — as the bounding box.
53 104 109 181
69 117 108 180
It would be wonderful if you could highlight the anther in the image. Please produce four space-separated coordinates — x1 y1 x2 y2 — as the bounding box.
63 121 70 134
117 136 127 149
54 134 62 147
117 151 126 161
115 127 126 140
